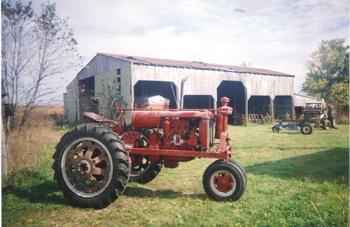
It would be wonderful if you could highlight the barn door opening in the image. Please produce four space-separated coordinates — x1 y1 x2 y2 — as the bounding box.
248 96 271 123
183 95 214 109
217 81 246 125
274 96 293 120
79 77 98 120
134 80 178 109
248 96 271 114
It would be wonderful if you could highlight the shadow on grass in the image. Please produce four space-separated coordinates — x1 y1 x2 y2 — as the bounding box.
3 169 65 206
4 169 207 206
6 181 65 205
237 146 332 151
124 186 207 200
5 182 207 207
246 147 349 183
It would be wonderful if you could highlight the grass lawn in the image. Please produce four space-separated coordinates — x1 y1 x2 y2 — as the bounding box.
3 124 349 227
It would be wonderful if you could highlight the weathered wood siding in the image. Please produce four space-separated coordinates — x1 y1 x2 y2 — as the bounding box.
131 64 294 105
65 54 294 123
64 54 132 123
64 77 79 122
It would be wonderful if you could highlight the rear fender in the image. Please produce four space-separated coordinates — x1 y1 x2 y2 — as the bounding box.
83 112 118 126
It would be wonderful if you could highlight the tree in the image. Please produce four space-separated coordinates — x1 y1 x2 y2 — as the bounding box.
1 0 80 128
302 39 349 111
2 0 35 128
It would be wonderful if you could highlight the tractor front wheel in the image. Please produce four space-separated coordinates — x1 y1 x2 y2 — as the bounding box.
203 160 246 201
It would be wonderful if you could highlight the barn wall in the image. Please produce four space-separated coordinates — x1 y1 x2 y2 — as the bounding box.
77 54 132 108
131 64 294 106
95 72 115 118
95 70 128 118
243 73 294 97
78 54 127 80
64 77 79 122
66 55 294 123
65 55 132 123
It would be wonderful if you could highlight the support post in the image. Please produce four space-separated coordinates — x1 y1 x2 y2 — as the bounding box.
245 92 249 126
291 95 296 120
270 96 275 122
179 77 188 109
213 96 217 110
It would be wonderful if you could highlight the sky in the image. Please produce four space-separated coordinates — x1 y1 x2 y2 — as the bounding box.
34 0 349 100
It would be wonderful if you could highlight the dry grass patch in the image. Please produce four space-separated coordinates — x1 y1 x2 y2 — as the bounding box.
7 106 64 173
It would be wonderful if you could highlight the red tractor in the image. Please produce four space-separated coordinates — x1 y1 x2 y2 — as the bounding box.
53 97 247 208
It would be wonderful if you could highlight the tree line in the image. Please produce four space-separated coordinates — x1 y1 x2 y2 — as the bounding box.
303 39 349 113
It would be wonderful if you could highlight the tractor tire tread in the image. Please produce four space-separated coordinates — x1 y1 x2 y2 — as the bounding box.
203 160 246 201
130 162 162 184
52 123 129 209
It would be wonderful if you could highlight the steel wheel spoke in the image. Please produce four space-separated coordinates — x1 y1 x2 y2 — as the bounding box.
63 138 112 196
92 155 103 164
72 146 85 156
84 149 94 159
91 167 103 176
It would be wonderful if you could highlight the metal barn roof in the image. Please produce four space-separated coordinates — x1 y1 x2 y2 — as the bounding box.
98 53 294 77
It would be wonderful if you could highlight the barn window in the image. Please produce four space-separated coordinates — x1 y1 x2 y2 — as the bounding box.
79 77 95 96
116 68 121 75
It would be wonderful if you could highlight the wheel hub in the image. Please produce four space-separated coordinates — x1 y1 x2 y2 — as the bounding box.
79 160 92 174
62 138 113 198
214 173 235 192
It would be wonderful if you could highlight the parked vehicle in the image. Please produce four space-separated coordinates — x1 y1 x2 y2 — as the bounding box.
272 120 313 135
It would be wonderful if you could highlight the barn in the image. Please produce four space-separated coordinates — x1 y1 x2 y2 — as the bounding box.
64 53 295 125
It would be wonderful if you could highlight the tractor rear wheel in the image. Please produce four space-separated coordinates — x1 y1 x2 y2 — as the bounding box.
203 160 246 201
53 124 129 209
129 155 162 184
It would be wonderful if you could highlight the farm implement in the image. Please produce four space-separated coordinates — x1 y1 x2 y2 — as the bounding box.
53 97 246 208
